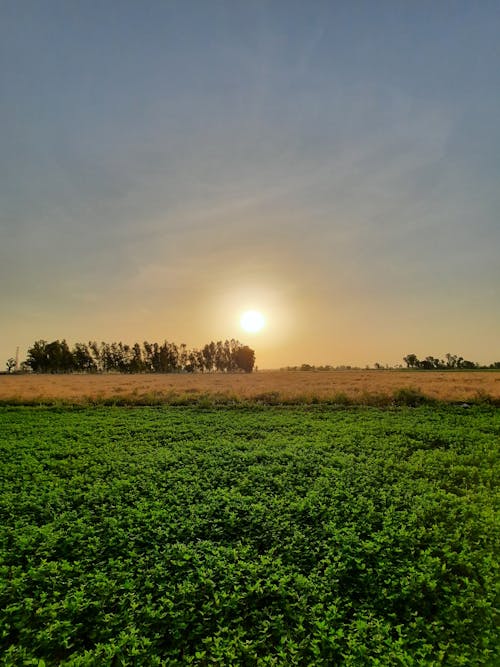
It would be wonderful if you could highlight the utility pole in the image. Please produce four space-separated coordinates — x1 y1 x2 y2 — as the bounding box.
15 346 19 372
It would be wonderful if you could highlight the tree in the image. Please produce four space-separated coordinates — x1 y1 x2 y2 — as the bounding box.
214 341 226 372
202 342 216 372
445 353 458 368
130 343 144 373
5 358 16 373
22 337 257 374
26 340 49 372
72 343 96 372
403 354 419 368
88 341 103 372
419 357 435 370
419 356 443 369
25 339 74 373
233 345 255 373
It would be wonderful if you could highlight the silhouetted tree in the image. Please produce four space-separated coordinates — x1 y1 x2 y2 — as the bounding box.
202 342 216 372
233 345 255 373
27 339 73 373
23 338 256 374
214 341 226 372
73 343 96 372
403 354 419 368
130 343 144 373
88 341 103 372
403 353 484 370
445 353 458 368
26 340 49 372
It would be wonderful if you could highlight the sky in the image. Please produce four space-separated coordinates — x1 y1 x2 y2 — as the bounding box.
1 0 499 368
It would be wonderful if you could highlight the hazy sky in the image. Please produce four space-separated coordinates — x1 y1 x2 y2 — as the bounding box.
1 1 499 368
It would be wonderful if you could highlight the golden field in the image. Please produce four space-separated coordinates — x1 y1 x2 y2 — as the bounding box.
0 370 499 404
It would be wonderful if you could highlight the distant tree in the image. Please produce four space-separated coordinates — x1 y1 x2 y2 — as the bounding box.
47 340 74 372
23 337 257 374
419 357 435 370
214 341 226 372
158 341 179 372
130 343 144 373
403 354 419 368
419 356 443 369
402 352 484 371
233 345 255 373
150 342 161 372
26 339 74 373
88 341 103 372
5 358 16 373
194 349 204 372
178 343 187 372
202 342 216 372
142 341 154 372
224 340 234 371
445 353 458 368
26 340 49 372
185 349 203 373
72 343 97 372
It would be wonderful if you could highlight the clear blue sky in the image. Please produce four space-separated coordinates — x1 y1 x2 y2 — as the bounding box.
1 1 499 367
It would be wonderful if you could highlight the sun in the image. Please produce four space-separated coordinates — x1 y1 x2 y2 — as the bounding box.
240 310 266 333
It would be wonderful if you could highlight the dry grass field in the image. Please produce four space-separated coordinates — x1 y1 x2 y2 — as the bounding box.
1 370 499 404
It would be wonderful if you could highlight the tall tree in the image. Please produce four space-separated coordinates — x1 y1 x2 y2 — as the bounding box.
233 345 255 373
26 340 49 372
72 343 96 372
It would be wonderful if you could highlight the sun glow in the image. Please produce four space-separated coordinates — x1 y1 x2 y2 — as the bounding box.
240 310 266 333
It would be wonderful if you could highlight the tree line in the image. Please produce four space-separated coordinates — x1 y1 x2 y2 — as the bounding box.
402 353 500 370
280 355 500 372
12 339 256 374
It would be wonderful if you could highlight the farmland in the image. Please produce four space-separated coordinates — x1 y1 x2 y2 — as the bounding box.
1 405 498 665
0 369 499 406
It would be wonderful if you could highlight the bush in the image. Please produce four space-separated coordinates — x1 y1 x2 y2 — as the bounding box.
393 387 434 407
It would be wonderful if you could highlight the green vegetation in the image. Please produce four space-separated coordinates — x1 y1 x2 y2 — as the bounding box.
1 386 499 409
1 406 498 665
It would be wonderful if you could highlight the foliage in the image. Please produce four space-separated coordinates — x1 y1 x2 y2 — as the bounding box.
232 345 256 373
392 387 435 407
24 339 255 374
5 358 16 373
0 406 499 665
402 353 499 370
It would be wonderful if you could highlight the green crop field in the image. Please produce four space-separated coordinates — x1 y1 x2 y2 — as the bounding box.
1 406 499 666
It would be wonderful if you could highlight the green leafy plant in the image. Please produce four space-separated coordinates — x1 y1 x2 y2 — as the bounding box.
0 405 498 665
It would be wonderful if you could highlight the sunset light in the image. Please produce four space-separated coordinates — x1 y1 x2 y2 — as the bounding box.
1 4 499 663
240 310 266 333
